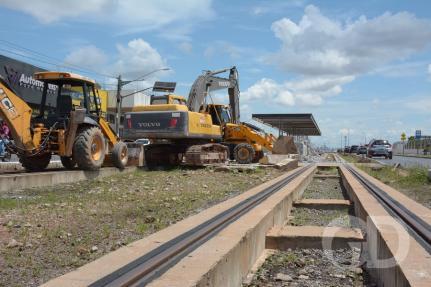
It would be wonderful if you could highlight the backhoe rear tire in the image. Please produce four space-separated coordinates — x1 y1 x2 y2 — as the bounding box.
234 143 255 164
73 126 105 170
19 153 51 172
112 141 128 169
60 156 76 170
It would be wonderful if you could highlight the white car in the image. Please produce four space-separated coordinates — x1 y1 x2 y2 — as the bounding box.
135 139 150 146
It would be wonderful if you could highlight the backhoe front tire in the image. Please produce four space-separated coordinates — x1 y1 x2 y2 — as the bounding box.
19 153 51 172
60 156 76 170
73 127 105 170
112 141 128 169
234 143 255 164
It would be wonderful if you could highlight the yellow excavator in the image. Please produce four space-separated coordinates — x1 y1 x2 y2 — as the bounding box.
0 72 130 171
123 67 282 165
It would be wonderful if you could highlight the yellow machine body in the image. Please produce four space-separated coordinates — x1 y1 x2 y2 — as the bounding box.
124 94 222 141
0 71 124 171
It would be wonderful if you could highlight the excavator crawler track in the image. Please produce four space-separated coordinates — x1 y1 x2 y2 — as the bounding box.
184 143 228 166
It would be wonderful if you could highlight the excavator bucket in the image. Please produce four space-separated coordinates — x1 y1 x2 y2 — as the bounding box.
272 136 297 154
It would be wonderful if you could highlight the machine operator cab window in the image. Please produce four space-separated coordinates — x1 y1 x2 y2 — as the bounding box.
33 72 100 128
205 104 232 126
150 94 186 105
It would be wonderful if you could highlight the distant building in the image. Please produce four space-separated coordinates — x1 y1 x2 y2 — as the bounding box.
105 90 151 128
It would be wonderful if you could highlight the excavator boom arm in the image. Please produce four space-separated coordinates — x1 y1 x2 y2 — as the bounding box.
187 66 240 123
0 76 35 150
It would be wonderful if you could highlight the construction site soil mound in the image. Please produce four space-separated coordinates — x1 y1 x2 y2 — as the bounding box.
272 136 298 155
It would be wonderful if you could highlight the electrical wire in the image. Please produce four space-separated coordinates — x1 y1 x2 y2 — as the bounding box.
0 39 115 79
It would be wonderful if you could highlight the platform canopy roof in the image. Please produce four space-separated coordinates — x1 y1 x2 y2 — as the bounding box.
252 113 321 136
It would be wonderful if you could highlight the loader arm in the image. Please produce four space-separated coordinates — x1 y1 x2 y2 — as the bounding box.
224 123 274 152
0 76 36 150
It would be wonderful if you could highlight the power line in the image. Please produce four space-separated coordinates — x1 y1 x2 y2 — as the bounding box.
0 39 115 79
0 47 117 90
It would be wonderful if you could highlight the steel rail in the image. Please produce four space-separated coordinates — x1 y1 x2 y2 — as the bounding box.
345 164 431 253
90 164 313 287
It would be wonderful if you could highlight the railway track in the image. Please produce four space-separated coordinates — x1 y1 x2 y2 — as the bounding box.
89 164 312 287
344 164 431 253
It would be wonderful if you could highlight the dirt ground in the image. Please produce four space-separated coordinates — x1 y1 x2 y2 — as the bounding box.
302 178 346 200
243 248 369 287
0 166 283 287
245 166 371 287
291 172 352 228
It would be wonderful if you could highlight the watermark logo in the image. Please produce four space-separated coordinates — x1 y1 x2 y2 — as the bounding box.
321 215 411 270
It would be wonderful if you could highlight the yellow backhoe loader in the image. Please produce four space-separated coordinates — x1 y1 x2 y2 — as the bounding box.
0 72 130 171
122 67 289 165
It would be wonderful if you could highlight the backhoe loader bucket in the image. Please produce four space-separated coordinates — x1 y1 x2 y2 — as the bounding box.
272 136 297 154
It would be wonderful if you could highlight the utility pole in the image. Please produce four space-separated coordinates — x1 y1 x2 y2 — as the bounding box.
347 129 350 146
115 75 122 136
114 67 170 137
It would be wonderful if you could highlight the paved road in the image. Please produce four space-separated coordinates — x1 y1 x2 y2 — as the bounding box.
375 155 431 169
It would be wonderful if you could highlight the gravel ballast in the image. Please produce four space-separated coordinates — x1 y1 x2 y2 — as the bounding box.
244 248 371 287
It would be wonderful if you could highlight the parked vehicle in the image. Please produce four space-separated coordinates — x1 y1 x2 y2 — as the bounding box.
349 145 359 154
356 146 367 155
367 139 392 159
135 139 150 146
344 146 350 153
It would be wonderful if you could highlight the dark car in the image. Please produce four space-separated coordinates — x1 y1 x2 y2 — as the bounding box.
356 146 367 155
349 145 359 153
367 139 392 159
344 146 350 153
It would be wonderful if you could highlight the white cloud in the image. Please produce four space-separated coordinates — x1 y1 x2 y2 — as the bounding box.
64 45 107 70
204 41 243 59
269 5 431 76
178 42 193 54
242 75 352 107
0 0 111 24
339 128 354 136
64 39 169 82
250 0 305 16
407 98 431 112
243 5 431 107
113 39 168 79
0 0 214 36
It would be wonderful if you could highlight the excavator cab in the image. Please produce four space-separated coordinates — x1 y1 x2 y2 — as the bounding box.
205 104 232 126
150 94 186 105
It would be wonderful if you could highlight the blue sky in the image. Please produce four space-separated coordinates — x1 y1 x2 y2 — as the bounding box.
0 0 430 147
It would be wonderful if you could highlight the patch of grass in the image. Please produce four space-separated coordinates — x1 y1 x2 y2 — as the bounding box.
289 207 351 227
359 165 428 187
316 166 339 175
340 154 357 163
0 198 18 209
0 166 283 286
357 165 431 208
302 178 346 200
